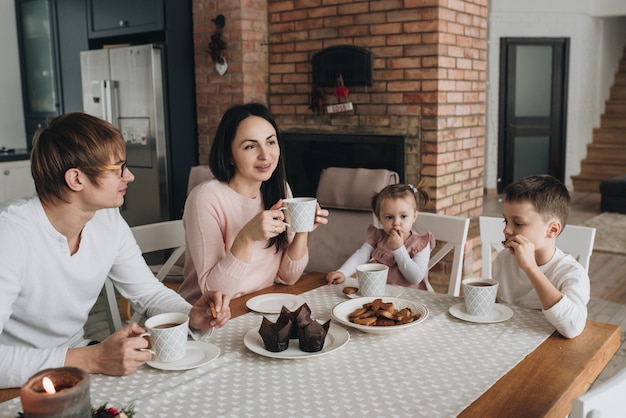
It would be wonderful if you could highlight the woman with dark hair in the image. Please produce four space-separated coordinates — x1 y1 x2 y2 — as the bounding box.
179 103 328 301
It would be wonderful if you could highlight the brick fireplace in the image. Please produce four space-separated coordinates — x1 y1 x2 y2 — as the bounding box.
192 0 488 218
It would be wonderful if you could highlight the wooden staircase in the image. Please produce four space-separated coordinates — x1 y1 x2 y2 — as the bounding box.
572 48 626 192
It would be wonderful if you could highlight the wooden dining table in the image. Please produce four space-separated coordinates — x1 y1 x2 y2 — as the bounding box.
229 273 622 417
0 272 620 417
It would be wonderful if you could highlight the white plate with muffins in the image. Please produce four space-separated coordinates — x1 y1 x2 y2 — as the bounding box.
244 322 350 359
331 296 428 334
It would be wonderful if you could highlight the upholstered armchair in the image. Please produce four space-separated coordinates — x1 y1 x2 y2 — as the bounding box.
306 167 399 274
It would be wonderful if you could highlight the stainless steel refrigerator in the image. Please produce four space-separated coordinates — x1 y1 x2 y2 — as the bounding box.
80 44 169 227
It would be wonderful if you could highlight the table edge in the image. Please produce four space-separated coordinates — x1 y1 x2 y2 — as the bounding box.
458 319 621 417
1 272 620 414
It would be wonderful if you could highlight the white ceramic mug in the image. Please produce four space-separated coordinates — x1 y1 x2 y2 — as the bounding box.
282 197 317 232
462 278 499 317
141 312 189 362
357 263 389 297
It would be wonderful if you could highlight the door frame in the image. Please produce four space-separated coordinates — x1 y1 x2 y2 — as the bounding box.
497 37 570 192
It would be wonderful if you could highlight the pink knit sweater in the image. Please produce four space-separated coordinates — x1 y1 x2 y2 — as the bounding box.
179 179 309 302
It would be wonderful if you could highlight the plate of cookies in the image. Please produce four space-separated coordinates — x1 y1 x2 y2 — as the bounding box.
331 297 428 334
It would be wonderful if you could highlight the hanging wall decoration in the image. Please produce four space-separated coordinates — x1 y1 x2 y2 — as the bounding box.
208 14 228 76
326 73 353 114
309 87 325 115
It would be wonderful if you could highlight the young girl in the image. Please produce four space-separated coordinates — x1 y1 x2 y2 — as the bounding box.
326 182 435 290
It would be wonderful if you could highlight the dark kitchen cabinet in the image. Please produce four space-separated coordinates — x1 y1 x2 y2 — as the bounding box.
15 0 197 220
55 0 89 113
87 0 164 39
15 0 88 147
15 0 60 144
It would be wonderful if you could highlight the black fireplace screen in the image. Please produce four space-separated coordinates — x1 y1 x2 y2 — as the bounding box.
281 133 406 197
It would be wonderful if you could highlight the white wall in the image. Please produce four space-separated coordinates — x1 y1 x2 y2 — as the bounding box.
593 0 626 17
599 17 626 106
0 0 26 149
486 0 626 190
490 0 626 17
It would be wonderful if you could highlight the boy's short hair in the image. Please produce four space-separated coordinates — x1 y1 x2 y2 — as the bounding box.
30 112 125 203
502 175 571 227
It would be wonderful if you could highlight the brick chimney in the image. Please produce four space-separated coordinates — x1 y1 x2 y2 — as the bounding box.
192 0 487 217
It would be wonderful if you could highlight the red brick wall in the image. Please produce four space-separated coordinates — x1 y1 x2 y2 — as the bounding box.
192 0 488 217
192 0 270 164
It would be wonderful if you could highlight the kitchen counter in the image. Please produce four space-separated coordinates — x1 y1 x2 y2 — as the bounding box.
0 148 30 162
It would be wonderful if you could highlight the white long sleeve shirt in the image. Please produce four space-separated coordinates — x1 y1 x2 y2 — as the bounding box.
337 242 430 285
494 247 590 338
0 197 192 388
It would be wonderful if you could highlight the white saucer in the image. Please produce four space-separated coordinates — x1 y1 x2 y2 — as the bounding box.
448 302 514 324
147 341 220 371
246 293 307 314
344 284 403 299
243 322 350 359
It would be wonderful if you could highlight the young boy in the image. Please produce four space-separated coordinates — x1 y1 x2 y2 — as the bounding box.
494 175 589 338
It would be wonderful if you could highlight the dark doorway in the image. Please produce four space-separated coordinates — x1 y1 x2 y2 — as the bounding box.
498 38 569 192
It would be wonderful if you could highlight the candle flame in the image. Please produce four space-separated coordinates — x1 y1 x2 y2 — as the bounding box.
42 377 56 394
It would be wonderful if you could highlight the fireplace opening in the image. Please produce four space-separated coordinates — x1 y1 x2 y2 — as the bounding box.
281 133 406 197
311 45 372 87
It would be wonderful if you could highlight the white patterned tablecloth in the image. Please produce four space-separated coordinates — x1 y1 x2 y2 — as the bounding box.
0 284 555 417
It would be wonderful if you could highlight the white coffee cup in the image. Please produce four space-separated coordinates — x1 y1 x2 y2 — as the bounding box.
462 278 499 317
282 197 317 232
357 263 389 297
141 312 189 362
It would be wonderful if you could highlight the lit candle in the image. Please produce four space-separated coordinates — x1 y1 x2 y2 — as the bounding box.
20 367 91 417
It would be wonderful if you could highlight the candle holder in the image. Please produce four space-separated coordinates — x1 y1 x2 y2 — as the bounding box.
20 367 91 418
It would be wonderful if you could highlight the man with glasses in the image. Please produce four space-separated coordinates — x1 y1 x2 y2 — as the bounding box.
101 161 128 177
0 112 231 388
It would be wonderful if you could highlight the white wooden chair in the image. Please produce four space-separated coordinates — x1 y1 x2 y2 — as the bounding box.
414 212 470 296
570 367 626 418
374 212 470 296
558 224 596 272
479 215 596 279
104 219 186 332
